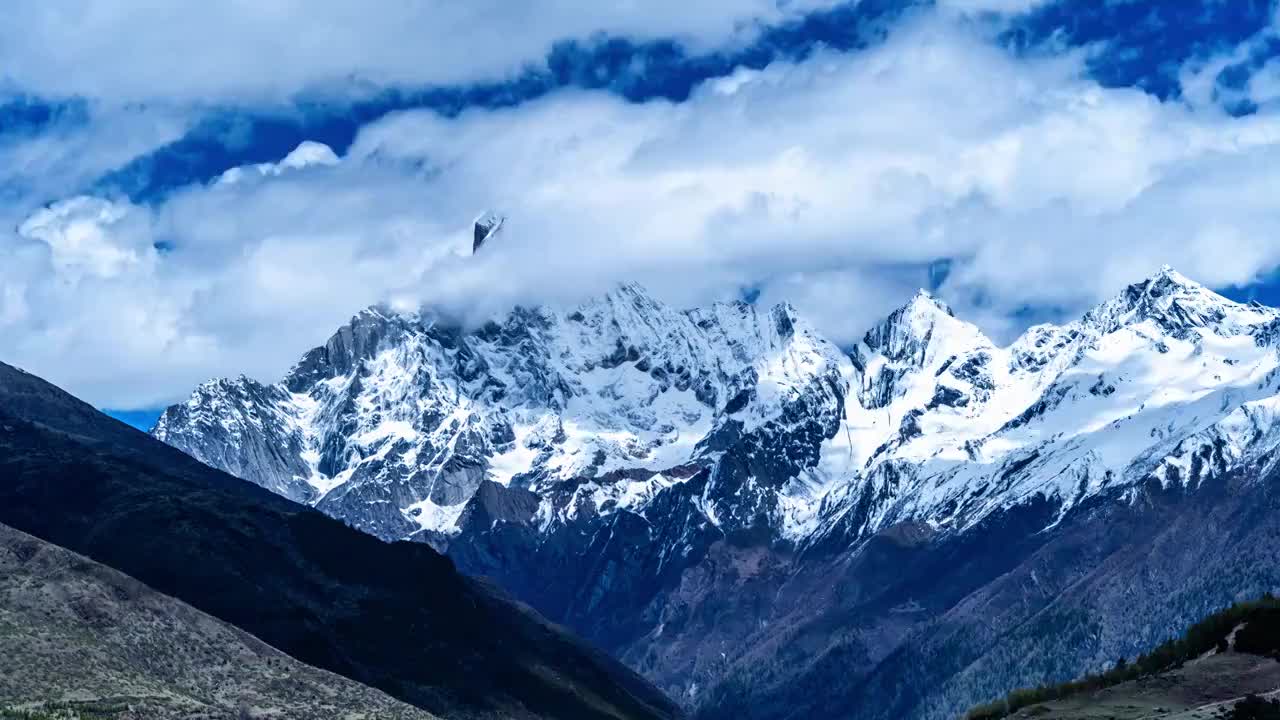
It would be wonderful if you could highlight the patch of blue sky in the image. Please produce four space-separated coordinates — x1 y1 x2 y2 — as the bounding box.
102 408 164 432
1004 0 1276 102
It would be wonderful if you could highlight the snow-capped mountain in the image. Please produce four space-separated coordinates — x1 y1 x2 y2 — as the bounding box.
154 266 1280 717
155 282 846 544
157 266 1280 547
807 266 1280 551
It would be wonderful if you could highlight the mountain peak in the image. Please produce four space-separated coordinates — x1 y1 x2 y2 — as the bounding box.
473 211 505 253
1150 263 1191 283
905 288 955 318
580 281 667 315
1083 266 1272 338
857 288 990 387
612 280 652 298
1141 264 1205 298
1128 264 1211 299
863 289 960 352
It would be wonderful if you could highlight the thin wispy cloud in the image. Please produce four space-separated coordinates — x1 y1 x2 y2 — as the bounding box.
0 0 846 101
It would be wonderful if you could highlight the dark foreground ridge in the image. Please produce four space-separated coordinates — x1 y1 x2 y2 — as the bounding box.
0 360 680 720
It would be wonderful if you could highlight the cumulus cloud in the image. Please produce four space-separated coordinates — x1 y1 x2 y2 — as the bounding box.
5 10 1280 408
340 19 1280 325
0 0 843 102
18 198 152 281
214 141 339 185
2 150 460 407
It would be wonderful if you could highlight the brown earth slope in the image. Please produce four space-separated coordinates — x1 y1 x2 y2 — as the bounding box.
1002 652 1280 720
0 521 438 720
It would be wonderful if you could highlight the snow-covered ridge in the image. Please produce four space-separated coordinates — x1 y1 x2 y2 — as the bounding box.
154 283 846 542
806 265 1280 546
153 267 1280 553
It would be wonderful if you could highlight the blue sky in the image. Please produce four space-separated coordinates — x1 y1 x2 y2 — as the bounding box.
2 0 1280 418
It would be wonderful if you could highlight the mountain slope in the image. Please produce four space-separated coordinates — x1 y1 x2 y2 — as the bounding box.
964 596 1280 720
152 267 1280 718
0 521 438 719
0 360 680 720
992 653 1280 720
696 444 1280 720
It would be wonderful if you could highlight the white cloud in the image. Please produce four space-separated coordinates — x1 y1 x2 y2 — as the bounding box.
18 197 151 281
0 0 843 102
5 12 1280 409
216 140 339 185
1249 57 1280 107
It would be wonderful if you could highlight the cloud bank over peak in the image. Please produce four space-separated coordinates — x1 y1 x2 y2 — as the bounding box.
2 4 1280 409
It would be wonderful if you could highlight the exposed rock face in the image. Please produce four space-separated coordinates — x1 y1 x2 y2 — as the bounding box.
149 376 316 503
154 266 1280 718
473 211 504 253
698 463 1280 720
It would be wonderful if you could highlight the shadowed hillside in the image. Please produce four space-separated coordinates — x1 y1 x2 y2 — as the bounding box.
0 361 680 720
